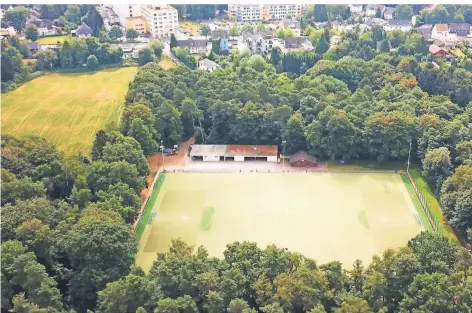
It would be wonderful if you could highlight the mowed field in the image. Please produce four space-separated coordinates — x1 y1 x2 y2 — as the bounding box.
2 67 138 155
136 172 424 271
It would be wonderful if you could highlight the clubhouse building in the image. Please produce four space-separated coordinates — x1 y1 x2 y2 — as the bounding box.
189 145 278 162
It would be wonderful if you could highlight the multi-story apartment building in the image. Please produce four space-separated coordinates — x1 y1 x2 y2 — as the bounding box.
140 5 179 39
263 5 302 20
126 16 149 35
228 4 261 22
112 4 142 27
228 4 302 22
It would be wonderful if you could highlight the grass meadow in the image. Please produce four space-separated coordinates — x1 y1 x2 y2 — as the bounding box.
179 20 200 36
36 35 72 45
1 67 138 155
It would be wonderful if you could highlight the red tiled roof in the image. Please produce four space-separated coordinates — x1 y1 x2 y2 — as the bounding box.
434 24 448 32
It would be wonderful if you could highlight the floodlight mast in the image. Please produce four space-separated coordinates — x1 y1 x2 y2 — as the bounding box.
407 140 412 173
282 140 287 171
160 140 165 171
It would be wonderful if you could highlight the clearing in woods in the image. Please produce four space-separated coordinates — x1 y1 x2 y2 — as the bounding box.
1 67 138 155
136 172 424 272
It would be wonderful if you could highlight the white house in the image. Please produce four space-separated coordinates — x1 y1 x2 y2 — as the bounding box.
349 4 363 14
243 32 274 54
198 59 221 72
283 36 313 53
365 4 377 17
385 20 412 32
431 24 449 42
176 39 208 54
330 35 342 47
383 7 395 20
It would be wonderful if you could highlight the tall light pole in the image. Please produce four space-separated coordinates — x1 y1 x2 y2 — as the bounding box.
160 140 165 171
407 140 412 173
282 140 286 171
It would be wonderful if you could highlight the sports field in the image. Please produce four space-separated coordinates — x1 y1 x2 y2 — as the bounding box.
136 172 424 271
1 67 137 155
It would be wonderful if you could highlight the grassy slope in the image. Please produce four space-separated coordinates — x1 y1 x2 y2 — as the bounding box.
37 35 72 44
135 173 166 242
179 20 200 36
1 67 137 155
159 57 176 70
400 174 434 233
409 168 458 241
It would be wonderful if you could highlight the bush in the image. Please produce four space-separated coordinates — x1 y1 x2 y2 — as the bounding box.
87 55 99 70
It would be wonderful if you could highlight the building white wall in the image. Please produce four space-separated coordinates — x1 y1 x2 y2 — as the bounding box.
234 156 245 162
228 4 301 22
267 156 278 162
267 5 301 20
141 5 179 39
385 25 412 32
112 4 142 27
203 155 220 162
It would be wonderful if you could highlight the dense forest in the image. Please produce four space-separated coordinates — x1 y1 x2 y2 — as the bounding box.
2 11 472 313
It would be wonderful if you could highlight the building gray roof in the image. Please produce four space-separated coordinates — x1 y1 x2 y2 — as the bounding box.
279 18 301 29
190 145 227 157
284 36 310 49
384 7 395 15
366 4 376 11
449 23 471 36
199 58 220 69
243 31 273 41
211 30 228 40
177 38 207 48
388 19 410 27
75 22 92 36
27 42 41 50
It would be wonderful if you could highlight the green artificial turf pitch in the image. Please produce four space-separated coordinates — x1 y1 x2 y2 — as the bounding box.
135 172 424 272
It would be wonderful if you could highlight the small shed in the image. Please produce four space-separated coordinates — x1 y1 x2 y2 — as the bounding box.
284 151 317 168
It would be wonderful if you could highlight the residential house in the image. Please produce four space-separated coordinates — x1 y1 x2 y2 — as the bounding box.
283 36 313 53
37 20 56 36
198 58 221 72
449 23 471 37
176 38 208 54
431 24 448 41
365 4 377 17
385 20 412 32
415 24 433 41
243 32 274 54
71 22 93 37
330 35 342 47
365 17 388 27
26 42 41 54
278 18 301 36
383 7 395 20
348 4 363 14
211 30 229 53
448 23 471 42
429 44 448 58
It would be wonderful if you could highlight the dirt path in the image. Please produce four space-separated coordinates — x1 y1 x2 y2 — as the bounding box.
140 137 195 201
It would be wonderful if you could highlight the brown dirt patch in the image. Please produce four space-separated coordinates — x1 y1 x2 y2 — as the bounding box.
140 137 195 201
